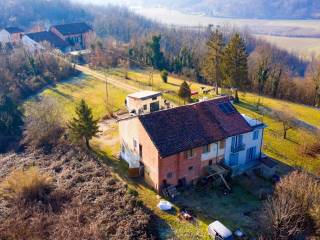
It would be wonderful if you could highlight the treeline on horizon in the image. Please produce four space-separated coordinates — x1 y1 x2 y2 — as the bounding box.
1 0 319 107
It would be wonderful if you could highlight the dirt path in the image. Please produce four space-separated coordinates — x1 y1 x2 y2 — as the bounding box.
75 65 141 92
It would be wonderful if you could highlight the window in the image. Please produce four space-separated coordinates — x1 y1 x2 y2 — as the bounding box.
209 160 213 166
139 144 143 158
219 140 226 149
186 149 194 159
246 147 256 162
166 172 173 179
218 102 236 114
253 130 259 140
143 104 147 110
188 166 194 171
203 144 210 153
133 139 137 148
229 153 239 166
152 96 157 100
231 135 243 149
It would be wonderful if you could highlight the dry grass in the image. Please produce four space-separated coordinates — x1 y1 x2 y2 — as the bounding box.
0 144 152 240
0 167 53 204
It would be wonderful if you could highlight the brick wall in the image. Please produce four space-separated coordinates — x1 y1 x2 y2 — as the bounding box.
137 120 160 190
159 147 204 189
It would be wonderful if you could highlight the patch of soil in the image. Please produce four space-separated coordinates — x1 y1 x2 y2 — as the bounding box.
0 143 153 240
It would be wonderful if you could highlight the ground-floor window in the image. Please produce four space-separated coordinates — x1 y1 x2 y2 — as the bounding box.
246 146 257 162
229 153 239 166
166 172 173 179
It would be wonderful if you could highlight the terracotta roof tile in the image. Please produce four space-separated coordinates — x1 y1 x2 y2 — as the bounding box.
139 97 252 157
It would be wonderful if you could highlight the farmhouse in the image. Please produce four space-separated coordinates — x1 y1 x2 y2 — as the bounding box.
0 27 24 46
119 97 266 191
22 31 70 53
50 22 94 50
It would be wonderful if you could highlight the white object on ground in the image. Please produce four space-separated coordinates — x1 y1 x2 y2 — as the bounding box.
208 221 233 239
157 200 173 211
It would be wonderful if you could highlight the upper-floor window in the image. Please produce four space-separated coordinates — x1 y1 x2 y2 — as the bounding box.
166 172 173 179
203 144 210 154
186 149 194 159
143 104 147 110
133 139 137 148
232 135 243 149
253 130 259 140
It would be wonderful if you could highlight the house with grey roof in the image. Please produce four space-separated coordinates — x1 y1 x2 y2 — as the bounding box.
50 22 94 50
22 31 71 53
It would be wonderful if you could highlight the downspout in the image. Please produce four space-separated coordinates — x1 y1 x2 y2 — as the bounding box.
259 128 264 159
216 142 219 163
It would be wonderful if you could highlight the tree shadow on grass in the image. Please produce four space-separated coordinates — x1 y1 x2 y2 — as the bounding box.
48 88 75 101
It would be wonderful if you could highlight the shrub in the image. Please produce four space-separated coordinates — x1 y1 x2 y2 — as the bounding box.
128 188 139 197
259 171 320 239
0 95 23 151
299 132 320 158
161 70 168 83
24 96 64 150
0 167 53 204
178 81 191 103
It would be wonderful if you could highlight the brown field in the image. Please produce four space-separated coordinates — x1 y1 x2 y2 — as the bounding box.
254 34 320 60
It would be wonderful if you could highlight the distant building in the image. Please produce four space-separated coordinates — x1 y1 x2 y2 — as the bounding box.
119 97 266 191
22 31 70 53
50 22 94 50
0 27 24 46
125 91 169 115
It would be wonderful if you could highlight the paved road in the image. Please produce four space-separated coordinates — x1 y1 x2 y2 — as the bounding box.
75 65 141 93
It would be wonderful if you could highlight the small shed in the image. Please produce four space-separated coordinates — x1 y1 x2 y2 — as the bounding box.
125 91 163 115
208 221 233 240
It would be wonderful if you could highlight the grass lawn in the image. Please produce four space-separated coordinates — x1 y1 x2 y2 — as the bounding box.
239 92 320 128
26 74 128 120
104 68 216 105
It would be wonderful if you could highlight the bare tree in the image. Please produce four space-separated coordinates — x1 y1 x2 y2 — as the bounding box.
272 107 296 139
24 96 64 149
306 58 320 107
260 171 320 240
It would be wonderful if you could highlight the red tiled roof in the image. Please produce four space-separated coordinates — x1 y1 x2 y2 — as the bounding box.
139 97 252 158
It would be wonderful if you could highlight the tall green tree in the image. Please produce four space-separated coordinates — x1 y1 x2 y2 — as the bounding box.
0 95 23 151
202 29 225 94
68 99 99 149
147 35 165 70
222 33 249 89
178 81 191 104
0 95 23 138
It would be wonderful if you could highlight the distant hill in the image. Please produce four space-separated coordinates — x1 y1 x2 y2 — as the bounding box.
95 0 320 19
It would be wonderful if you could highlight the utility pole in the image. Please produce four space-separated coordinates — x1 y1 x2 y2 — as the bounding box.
149 69 154 91
104 70 109 108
